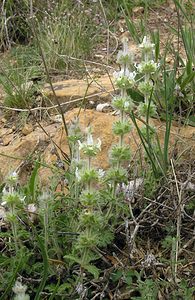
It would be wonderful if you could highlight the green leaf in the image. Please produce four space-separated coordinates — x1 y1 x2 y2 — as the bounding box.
65 255 100 279
180 72 195 90
127 88 144 103
0 251 24 300
186 59 192 75
186 115 195 127
124 16 141 44
57 282 72 293
124 273 133 286
64 254 82 265
34 234 49 300
28 160 40 202
111 270 123 282
151 30 160 61
97 229 114 247
124 270 138 286
173 0 190 23
84 264 100 280
47 279 61 300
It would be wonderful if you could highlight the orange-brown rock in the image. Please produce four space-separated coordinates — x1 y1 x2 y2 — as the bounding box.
39 108 195 185
0 107 194 186
42 75 114 110
0 123 61 184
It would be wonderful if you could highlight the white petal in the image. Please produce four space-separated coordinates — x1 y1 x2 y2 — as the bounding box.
87 133 94 146
98 169 105 178
78 140 83 150
97 138 101 150
75 167 81 181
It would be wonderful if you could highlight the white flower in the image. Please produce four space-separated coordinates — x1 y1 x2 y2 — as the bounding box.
38 191 51 211
116 36 134 66
124 100 134 111
114 69 136 81
127 70 136 80
87 132 94 146
137 60 159 74
11 171 18 179
125 69 136 80
96 138 101 150
14 295 30 300
78 139 84 150
1 189 24 207
27 203 37 214
39 192 51 202
97 169 105 179
113 70 119 79
122 36 129 52
75 167 81 181
6 171 18 186
116 49 134 65
78 128 101 155
78 128 96 149
13 281 27 294
12 280 30 300
124 101 130 109
139 36 155 52
1 188 8 206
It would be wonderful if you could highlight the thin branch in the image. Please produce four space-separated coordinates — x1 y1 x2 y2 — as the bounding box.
0 89 115 112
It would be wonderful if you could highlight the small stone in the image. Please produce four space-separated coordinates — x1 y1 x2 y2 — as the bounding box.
94 54 104 58
2 134 13 146
132 6 144 15
50 115 62 123
118 18 126 33
22 124 34 135
0 128 13 138
166 56 173 64
1 118 7 124
88 100 96 109
96 103 112 112
169 3 176 11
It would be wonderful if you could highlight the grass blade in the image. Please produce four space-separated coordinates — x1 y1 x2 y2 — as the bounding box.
34 234 49 300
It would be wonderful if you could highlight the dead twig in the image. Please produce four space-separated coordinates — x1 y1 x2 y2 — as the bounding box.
170 158 182 282
0 89 115 112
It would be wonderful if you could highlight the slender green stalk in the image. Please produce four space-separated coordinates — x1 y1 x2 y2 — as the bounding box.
34 234 49 300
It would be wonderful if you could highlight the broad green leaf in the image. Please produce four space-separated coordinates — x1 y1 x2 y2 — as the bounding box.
84 264 100 280
180 72 195 90
111 270 123 282
28 160 40 202
186 115 195 127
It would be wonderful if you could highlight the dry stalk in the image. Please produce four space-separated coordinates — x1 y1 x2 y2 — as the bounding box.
170 158 182 282
0 89 114 112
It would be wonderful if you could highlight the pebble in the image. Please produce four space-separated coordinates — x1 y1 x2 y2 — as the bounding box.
96 103 112 112
22 123 34 135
